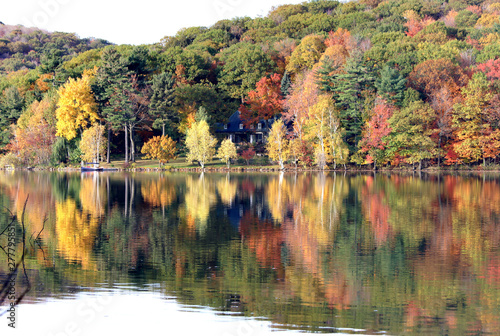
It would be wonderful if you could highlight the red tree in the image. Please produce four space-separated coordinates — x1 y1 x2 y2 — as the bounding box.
240 73 283 127
240 147 256 165
359 100 394 166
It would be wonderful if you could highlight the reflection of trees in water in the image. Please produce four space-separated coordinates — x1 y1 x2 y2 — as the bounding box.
0 172 500 333
183 173 216 234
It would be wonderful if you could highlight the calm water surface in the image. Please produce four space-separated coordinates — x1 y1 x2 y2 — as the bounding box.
0 171 499 335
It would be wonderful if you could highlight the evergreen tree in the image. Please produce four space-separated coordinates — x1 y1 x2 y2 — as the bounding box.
150 72 176 136
317 51 376 153
95 47 134 163
375 65 406 106
280 71 292 97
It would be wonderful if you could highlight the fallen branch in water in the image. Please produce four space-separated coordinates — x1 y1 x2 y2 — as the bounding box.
0 197 33 316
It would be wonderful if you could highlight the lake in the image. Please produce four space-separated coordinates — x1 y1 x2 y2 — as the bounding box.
0 171 499 335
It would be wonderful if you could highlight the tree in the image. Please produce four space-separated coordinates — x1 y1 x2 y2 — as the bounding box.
216 138 238 168
185 120 217 168
387 101 440 170
266 119 289 170
217 42 276 100
141 135 177 167
9 98 56 166
55 69 99 140
304 94 333 169
241 147 256 165
284 70 319 140
150 72 176 136
452 72 495 164
408 58 468 100
286 34 325 74
95 47 132 163
375 66 406 106
80 124 106 163
358 100 394 168
240 73 283 127
317 50 376 152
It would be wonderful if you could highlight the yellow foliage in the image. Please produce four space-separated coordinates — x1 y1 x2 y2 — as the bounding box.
216 138 238 168
266 119 290 169
216 177 237 206
80 124 107 163
185 120 217 168
141 135 177 166
479 33 500 47
141 178 176 207
79 174 107 217
55 198 99 270
285 34 325 74
55 70 98 140
476 13 500 28
184 174 216 233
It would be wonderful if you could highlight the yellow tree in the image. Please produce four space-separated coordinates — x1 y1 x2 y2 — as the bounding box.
305 95 331 169
266 119 290 170
80 124 107 163
55 69 99 140
185 120 217 168
141 135 177 167
216 138 238 168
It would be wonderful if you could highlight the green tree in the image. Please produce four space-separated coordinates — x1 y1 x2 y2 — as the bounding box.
217 42 276 101
375 65 406 106
317 50 376 153
387 101 439 170
150 72 176 136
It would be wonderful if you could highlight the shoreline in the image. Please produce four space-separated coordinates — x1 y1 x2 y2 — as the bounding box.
3 166 500 174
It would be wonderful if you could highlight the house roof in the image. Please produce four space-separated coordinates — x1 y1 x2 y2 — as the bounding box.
216 111 274 133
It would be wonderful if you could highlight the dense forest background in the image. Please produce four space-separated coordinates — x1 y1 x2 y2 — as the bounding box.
2 0 500 168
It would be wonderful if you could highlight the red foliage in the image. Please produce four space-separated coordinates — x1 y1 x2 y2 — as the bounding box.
359 100 394 153
240 73 283 127
476 59 500 81
444 145 460 165
240 147 256 165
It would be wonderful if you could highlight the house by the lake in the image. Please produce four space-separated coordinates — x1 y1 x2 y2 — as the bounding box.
216 111 275 144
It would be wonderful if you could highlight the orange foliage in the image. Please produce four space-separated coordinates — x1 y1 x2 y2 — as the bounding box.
325 28 355 51
408 59 469 99
240 213 284 271
240 73 283 127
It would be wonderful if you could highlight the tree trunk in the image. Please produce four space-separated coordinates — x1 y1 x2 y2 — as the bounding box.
129 125 135 162
483 157 486 167
418 160 422 171
162 124 165 137
124 124 129 164
106 127 111 163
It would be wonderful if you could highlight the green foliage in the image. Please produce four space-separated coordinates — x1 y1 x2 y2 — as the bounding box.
375 66 406 105
150 72 176 136
217 42 276 99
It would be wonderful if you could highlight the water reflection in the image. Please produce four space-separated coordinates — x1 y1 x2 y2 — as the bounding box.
0 172 499 334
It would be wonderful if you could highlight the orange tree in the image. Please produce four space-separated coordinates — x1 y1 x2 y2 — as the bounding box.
141 135 177 167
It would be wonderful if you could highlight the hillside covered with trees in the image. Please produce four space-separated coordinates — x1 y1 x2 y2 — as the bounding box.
2 0 500 169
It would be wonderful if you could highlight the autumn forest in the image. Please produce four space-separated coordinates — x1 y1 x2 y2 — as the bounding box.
2 0 500 169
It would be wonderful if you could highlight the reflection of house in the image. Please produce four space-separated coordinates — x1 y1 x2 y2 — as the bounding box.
216 111 275 144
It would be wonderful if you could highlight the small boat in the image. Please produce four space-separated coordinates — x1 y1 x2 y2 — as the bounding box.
81 166 103 172
81 162 103 172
